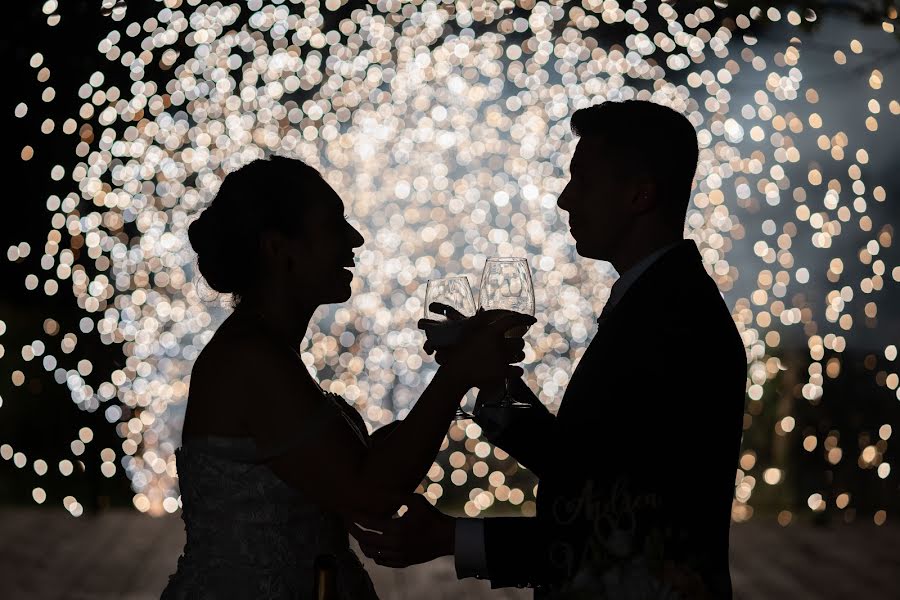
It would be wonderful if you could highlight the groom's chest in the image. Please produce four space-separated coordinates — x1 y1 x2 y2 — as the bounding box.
554 317 639 430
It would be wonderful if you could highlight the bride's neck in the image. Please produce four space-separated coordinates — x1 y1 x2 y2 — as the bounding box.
237 294 316 348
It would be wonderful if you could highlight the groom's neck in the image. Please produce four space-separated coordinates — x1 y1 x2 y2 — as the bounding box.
610 227 682 276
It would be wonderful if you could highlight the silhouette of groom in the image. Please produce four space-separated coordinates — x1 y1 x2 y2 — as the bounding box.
354 100 747 598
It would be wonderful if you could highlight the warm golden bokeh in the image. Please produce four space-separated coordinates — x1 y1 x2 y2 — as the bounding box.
3 1 896 528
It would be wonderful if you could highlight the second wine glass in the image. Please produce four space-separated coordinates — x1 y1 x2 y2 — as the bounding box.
478 257 535 316
477 257 535 410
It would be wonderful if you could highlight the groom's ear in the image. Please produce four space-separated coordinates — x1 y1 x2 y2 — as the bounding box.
258 230 283 260
631 182 657 215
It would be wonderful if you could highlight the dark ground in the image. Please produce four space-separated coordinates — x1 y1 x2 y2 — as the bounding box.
0 509 897 599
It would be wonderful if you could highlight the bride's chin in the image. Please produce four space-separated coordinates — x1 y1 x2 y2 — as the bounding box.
333 283 353 303
302 283 352 306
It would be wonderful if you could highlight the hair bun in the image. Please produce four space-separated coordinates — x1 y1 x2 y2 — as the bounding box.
188 206 243 294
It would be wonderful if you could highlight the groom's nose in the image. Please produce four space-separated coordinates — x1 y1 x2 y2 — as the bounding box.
557 183 572 212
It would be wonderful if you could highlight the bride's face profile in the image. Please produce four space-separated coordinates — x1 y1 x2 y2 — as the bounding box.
259 179 365 307
189 157 365 311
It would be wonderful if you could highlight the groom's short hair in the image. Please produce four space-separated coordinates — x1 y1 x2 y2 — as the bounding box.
570 100 699 226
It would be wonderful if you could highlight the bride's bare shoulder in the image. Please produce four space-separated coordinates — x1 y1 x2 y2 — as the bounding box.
194 313 318 396
184 315 311 434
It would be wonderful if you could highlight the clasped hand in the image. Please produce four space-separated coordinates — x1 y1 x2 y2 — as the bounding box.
351 494 455 568
418 303 535 386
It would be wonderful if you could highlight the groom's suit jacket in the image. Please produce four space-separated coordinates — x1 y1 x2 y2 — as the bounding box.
479 240 747 598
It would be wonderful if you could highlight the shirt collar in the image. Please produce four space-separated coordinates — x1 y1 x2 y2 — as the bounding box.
601 240 683 318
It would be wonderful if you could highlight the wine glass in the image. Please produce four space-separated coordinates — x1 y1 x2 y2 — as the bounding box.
424 276 477 419
478 257 535 315
477 257 535 410
424 276 477 321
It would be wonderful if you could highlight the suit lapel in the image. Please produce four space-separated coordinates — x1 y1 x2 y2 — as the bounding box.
551 241 701 433
553 315 616 429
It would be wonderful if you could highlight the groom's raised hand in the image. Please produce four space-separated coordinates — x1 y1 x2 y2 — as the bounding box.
418 307 535 384
351 494 455 568
419 305 534 352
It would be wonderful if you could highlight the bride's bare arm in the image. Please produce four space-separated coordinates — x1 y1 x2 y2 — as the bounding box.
246 313 532 519
239 340 462 517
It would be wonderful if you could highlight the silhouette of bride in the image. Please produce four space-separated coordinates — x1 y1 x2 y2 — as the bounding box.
161 156 532 599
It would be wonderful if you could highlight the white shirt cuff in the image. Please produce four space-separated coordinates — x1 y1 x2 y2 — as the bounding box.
454 518 489 579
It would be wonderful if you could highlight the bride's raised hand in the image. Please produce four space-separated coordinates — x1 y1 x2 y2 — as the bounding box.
417 302 467 355
418 303 533 353
428 309 535 387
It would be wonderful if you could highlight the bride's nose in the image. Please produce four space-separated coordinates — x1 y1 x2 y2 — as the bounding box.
349 223 364 248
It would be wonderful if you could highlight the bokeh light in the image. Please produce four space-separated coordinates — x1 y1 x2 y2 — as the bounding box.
3 1 897 526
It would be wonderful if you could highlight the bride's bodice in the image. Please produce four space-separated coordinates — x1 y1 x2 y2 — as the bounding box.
162 393 378 599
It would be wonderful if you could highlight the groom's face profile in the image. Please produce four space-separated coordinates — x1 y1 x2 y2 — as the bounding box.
557 136 637 261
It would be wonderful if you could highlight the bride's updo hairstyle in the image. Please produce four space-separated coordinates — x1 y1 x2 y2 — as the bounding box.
189 155 322 306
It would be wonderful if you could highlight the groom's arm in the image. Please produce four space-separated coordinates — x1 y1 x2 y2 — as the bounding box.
483 517 555 588
474 377 557 480
355 493 587 589
455 515 570 589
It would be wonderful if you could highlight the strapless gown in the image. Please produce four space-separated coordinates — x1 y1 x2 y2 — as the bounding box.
161 392 379 599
